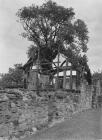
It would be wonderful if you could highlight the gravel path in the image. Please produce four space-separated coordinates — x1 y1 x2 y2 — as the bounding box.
22 109 102 140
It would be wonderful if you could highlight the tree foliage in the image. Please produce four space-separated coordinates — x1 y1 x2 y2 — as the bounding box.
17 0 91 83
92 71 102 87
0 64 23 88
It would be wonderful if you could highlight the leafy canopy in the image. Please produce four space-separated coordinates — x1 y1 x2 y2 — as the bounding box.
17 0 89 75
0 64 23 88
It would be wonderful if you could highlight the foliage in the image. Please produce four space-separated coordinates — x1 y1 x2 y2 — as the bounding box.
92 71 102 85
17 0 91 83
0 64 23 88
92 71 102 80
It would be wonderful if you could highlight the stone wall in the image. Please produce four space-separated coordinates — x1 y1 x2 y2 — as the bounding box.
79 84 92 110
0 87 92 140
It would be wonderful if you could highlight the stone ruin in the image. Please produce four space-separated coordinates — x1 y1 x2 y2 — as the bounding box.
0 84 93 140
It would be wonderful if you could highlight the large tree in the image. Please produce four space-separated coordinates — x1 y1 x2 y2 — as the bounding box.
17 0 91 84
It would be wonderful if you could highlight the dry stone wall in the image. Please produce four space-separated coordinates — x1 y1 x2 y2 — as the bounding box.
0 88 92 140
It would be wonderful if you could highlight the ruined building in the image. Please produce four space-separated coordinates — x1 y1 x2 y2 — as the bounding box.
21 54 86 91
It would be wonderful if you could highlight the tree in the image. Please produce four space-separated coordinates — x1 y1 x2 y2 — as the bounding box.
0 64 23 88
92 71 102 85
17 0 91 83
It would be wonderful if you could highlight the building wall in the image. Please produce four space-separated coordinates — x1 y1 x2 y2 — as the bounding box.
26 70 49 90
24 70 78 90
28 70 37 90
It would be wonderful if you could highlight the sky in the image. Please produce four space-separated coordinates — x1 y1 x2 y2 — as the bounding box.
0 0 102 73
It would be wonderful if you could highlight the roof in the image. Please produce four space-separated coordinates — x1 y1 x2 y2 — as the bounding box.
22 58 34 72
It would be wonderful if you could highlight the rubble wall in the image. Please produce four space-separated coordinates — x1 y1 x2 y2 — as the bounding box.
0 88 92 139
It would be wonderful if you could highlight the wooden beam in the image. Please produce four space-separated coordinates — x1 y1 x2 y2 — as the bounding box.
56 50 60 89
70 68 73 90
63 58 68 89
36 46 40 95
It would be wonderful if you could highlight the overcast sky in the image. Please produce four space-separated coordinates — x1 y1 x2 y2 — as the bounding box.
0 0 102 73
